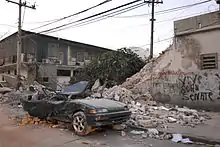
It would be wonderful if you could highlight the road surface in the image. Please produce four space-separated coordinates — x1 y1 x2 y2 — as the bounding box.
0 105 208 147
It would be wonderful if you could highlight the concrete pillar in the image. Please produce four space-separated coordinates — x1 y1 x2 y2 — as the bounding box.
67 46 71 65
71 70 73 77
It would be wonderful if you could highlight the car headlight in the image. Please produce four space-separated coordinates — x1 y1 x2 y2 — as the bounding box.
97 108 108 113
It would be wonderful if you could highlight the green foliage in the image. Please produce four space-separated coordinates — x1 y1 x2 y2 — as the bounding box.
70 48 145 88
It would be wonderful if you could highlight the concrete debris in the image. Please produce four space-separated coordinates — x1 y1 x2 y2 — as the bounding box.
91 79 101 92
130 130 145 135
147 128 159 135
97 85 210 131
141 133 148 138
168 117 177 123
0 87 12 94
0 90 23 106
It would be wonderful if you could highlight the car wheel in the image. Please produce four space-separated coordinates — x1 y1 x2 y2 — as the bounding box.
72 111 92 136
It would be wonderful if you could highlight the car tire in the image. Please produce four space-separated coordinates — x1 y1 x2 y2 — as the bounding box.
72 111 92 136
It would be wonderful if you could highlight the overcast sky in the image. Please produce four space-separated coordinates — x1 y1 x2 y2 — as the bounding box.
0 0 219 55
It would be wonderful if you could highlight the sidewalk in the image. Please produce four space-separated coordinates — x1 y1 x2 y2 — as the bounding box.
158 112 220 145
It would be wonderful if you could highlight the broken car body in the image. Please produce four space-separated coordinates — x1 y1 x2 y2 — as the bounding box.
21 81 131 136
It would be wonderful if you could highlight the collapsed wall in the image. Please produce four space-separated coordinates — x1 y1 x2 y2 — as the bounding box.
120 37 220 111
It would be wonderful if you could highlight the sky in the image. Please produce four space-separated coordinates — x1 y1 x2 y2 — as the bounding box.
0 0 219 56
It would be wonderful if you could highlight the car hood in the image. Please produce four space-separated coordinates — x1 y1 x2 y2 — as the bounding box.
74 99 127 112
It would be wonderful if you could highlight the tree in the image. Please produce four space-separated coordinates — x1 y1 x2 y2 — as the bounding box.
70 48 145 88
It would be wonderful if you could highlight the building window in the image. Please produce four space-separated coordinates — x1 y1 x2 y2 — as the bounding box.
14 70 17 75
57 70 71 77
43 77 49 82
76 52 84 62
7 70 10 74
200 53 218 70
12 56 16 63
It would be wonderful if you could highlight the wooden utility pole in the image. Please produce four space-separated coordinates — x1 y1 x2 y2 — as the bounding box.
144 0 163 59
6 0 35 89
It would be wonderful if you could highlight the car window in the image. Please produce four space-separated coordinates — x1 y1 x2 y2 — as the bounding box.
62 81 88 94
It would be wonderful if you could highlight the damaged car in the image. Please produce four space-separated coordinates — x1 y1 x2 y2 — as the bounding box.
21 81 131 136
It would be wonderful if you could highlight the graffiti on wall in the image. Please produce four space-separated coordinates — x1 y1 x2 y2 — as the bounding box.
177 74 214 101
215 74 220 100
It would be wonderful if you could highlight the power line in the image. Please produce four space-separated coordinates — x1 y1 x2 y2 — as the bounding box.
115 10 211 30
38 0 143 34
30 0 112 31
0 24 17 28
43 2 147 34
115 0 212 18
0 30 11 40
139 37 173 47
20 1 145 39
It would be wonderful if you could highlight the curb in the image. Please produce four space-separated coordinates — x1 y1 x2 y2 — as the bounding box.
128 124 220 145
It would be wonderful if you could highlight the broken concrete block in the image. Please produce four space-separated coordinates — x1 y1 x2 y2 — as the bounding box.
168 117 177 123
147 128 159 135
142 133 148 138
130 130 145 135
114 94 120 101
138 120 157 128
91 79 101 92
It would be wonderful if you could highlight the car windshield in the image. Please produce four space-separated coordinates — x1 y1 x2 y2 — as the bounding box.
61 81 88 95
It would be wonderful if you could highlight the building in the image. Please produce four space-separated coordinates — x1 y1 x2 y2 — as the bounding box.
0 30 112 90
126 11 220 111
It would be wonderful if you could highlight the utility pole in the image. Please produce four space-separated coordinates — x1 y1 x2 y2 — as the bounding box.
144 0 163 59
6 0 35 90
215 0 220 10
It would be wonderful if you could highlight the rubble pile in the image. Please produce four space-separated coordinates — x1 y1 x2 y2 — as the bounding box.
99 85 211 130
100 85 153 104
128 102 210 128
130 129 172 140
0 90 23 106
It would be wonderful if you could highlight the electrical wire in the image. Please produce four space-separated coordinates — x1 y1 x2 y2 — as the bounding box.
116 10 211 30
44 2 147 34
30 0 113 31
37 0 143 34
35 0 211 34
21 0 216 39
138 15 220 48
0 24 17 28
0 29 12 40
139 37 174 47
115 0 212 18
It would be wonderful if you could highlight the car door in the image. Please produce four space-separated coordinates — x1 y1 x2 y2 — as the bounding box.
46 96 70 122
